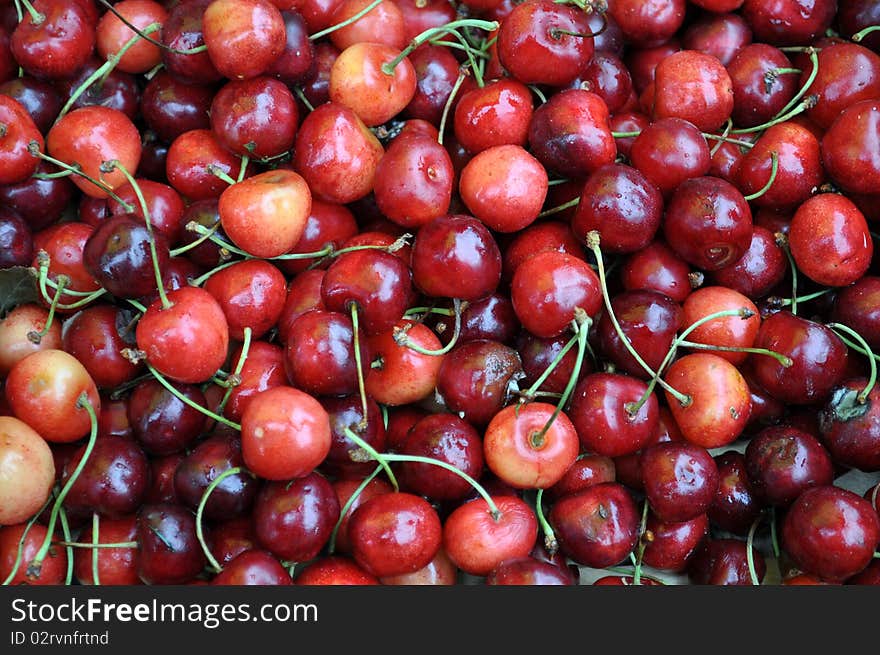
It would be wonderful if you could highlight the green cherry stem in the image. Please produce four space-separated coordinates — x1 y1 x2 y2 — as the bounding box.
308 0 384 40
380 19 500 76
104 159 171 310
519 323 580 401
28 393 99 578
327 465 384 555
632 499 650 586
827 323 877 402
1 495 54 585
586 230 690 405
764 288 832 310
537 196 580 219
216 326 252 415
31 168 75 180
206 164 237 186
293 86 315 113
29 267 66 343
769 507 780 559
709 118 733 157
676 339 793 367
58 507 74 585
746 512 763 586
534 488 558 556
95 0 207 55
350 304 370 431
92 513 101 586
852 25 880 42
743 151 779 201
196 467 253 574
775 232 799 315
343 427 399 492
144 362 242 431
403 306 456 318
393 298 464 356
17 0 44 24
55 540 139 549
170 222 220 257
438 68 467 146
236 155 249 183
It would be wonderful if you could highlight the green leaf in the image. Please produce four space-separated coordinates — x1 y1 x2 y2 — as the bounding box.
0 266 39 317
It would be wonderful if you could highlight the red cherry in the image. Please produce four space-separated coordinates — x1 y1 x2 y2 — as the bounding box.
202 0 286 80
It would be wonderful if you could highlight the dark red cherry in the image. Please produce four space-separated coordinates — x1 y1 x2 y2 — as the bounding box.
127 378 207 456
641 512 710 573
830 276 880 350
174 434 256 521
818 379 880 472
688 537 765 585
212 549 292 585
140 71 214 144
727 43 798 128
137 503 207 585
629 117 711 198
708 450 764 536
640 442 720 523
710 226 787 300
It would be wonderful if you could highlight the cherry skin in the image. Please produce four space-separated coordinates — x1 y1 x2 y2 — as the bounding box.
73 516 141 586
788 193 872 288
265 8 315 86
5 349 100 444
495 0 594 87
750 311 848 406
571 163 663 255
253 473 340 562
453 77 534 154
431 293 520 347
206 517 257 568
629 117 711 198
607 0 685 46
365 320 444 406
641 512 710 573
681 10 752 67
818 379 880 472
107 178 187 245
165 129 249 201
652 50 734 132
516 329 591 396
135 286 230 384
741 0 837 46
687 537 766 585
830 276 880 349
569 372 660 458
320 394 386 479
744 424 834 508
0 304 62 378
136 503 207 585
620 240 693 303
527 88 617 179
10 0 95 81
708 450 764 536
782 485 880 583
348 492 442 579
0 202 33 268
486 557 575 586
680 286 760 365
95 0 168 75
331 476 394 555
203 259 287 341
202 0 286 80
0 160 74 231
212 549 292 585
549 482 640 569
442 495 538 577
0 75 61 135
0 523 67 585
327 0 407 51
0 416 55 526
283 309 364 397
411 213 502 302
0 95 43 186
663 176 753 272
127 378 207 456
294 556 379 585
640 441 720 523
710 226 787 301
140 71 214 145
576 51 634 115
398 413 484 502
483 402 580 490
435 339 523 428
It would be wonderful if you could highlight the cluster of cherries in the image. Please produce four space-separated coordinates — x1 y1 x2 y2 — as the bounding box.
1 0 880 587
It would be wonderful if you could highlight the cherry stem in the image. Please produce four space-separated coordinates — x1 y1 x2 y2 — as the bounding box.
350 304 370 432
764 288 831 309
55 540 139 549
403 306 456 318
216 327 252 416
520 326 580 401
529 310 590 445
775 232 799 315
827 323 877 402
702 132 756 149
528 85 547 104
343 426 399 491
852 25 880 42
625 307 752 416
293 87 315 113
145 362 242 431
189 259 241 286
586 230 690 405
769 507 780 559
677 339 792 367
380 19 499 76
743 151 779 201
28 393 98 578
308 0 384 40
28 143 135 211
33 258 107 312
327 465 384 555
236 156 249 182
709 118 733 156
438 68 467 146
534 488 558 556
196 467 252 574
0 495 53 586
58 508 74 585
206 165 237 186
17 0 44 24
170 222 220 257
106 159 171 310
29 267 66 343
746 512 762 586
610 130 641 139
393 298 464 356
32 168 74 180
57 23 162 123
91 513 100 586
95 0 207 55
538 196 580 218
632 499 650 586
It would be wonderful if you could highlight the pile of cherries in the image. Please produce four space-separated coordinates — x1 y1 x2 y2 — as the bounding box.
1 0 880 587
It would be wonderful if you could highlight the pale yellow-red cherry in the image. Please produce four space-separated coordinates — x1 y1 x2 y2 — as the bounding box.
0 416 55 525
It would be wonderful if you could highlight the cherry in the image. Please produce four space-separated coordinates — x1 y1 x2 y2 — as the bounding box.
641 511 710 573
331 476 394 554
0 209 32 268
629 117 711 198
431 293 520 347
348 491 442 578
0 76 60 135
640 441 720 523
398 413 484 502
653 50 734 132
365 319 444 406
298 40 339 108
401 44 461 126
0 160 74 231
569 372 660 458
321 394 386 478
174 434 256 521
212 549 292 585
607 0 685 47
254 473 340 562
165 128 251 201
619 239 693 304
411 213 502 302
821 99 880 196
10 0 95 81
681 10 752 67
221 340 286 424
577 51 634 115
749 311 848 405
687 537 766 585
135 285 230 384
61 434 150 520
73 515 141 586
549 482 640 569
0 523 67 585
294 555 379 585
127 377 206 456
205 516 257 567
442 495 537 577
527 88 617 179
0 95 42 186
818 379 880 472
136 502 207 584
742 0 837 46
327 0 407 51
203 259 287 341
453 77 533 154
202 0 286 80
435 339 523 428
292 101 384 205
5 348 100 444
486 556 575 586
782 485 880 582
0 416 55 526
710 225 787 300
708 450 764 536
830 276 880 349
